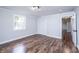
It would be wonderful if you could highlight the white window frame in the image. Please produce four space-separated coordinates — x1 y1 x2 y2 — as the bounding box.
14 15 26 30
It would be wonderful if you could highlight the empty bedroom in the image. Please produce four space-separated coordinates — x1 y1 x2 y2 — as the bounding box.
0 6 79 53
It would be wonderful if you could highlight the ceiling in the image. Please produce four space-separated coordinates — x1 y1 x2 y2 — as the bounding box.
0 6 76 16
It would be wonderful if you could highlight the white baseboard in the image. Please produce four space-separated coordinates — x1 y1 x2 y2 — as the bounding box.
0 34 61 45
40 34 62 39
0 34 35 45
47 35 61 39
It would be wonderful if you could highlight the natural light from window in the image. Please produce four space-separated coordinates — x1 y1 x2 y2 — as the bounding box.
14 15 26 30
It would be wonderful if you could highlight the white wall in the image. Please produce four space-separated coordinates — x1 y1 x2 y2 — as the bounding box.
37 12 75 39
74 7 79 48
62 22 67 31
67 22 72 32
0 8 37 43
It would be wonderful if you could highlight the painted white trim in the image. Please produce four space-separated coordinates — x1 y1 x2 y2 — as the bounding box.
0 34 35 45
41 34 62 39
47 35 61 39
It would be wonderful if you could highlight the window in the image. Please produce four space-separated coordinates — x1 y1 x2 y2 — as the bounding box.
14 15 26 30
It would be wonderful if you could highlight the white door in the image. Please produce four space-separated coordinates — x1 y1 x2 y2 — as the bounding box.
71 13 77 47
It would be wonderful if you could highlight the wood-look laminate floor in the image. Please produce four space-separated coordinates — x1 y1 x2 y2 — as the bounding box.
0 34 78 53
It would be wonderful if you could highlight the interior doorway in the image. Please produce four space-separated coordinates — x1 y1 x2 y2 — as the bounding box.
62 16 78 52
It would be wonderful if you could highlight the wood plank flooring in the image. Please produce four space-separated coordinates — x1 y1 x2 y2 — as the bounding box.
62 32 78 53
0 34 78 53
